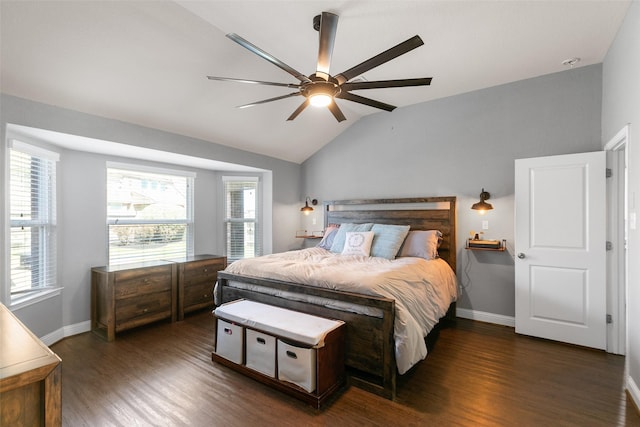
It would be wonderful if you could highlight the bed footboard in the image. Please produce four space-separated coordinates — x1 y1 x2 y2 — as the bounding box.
215 271 398 399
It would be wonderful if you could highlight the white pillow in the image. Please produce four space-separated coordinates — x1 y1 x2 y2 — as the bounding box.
341 231 374 256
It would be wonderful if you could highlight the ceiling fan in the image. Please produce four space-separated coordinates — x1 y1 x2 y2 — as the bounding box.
207 12 432 122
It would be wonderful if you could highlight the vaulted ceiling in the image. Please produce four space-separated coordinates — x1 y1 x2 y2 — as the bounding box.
0 1 631 163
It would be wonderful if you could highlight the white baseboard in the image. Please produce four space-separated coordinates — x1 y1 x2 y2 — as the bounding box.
40 320 91 346
40 329 64 347
628 375 640 411
456 308 515 327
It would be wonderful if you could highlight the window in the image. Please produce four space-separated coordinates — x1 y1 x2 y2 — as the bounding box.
107 163 194 265
8 141 59 302
223 177 261 262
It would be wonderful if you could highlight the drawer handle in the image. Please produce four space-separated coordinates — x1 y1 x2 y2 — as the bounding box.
285 350 298 359
143 308 148 313
203 268 208 273
256 337 266 345
203 294 209 298
224 327 233 335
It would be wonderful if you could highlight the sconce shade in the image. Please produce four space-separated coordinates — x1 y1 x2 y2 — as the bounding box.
471 189 493 212
300 197 318 215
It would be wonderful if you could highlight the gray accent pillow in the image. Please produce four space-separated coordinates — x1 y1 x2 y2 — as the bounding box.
316 226 339 250
397 230 443 260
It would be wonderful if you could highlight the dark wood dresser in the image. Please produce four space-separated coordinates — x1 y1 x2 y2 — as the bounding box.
91 260 177 341
0 303 62 426
170 255 226 320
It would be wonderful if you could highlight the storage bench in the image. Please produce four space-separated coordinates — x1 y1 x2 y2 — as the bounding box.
211 299 346 408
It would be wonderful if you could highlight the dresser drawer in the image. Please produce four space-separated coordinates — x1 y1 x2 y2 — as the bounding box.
183 259 224 283
115 290 173 329
182 281 214 308
115 268 173 299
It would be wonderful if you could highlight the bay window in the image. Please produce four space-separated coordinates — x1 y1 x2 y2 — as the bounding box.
8 141 58 303
107 163 194 265
223 176 261 262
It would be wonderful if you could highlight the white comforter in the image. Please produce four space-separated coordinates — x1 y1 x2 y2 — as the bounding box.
223 247 458 374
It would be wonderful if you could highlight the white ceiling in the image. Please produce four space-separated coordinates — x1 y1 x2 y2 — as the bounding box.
0 1 631 164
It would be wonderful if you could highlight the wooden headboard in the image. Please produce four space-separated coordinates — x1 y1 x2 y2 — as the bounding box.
324 197 457 271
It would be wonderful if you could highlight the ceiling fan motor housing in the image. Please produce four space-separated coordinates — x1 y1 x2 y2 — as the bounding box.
302 75 341 99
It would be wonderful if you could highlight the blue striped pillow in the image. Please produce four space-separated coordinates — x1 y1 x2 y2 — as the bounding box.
370 224 411 260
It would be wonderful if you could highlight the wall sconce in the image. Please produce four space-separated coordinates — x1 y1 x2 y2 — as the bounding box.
300 197 318 215
471 188 493 214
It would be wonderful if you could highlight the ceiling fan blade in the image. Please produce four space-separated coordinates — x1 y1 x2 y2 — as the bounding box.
237 92 301 109
334 35 424 85
226 33 311 84
327 101 346 122
337 91 396 112
343 77 432 90
316 12 339 80
287 99 310 121
207 76 301 88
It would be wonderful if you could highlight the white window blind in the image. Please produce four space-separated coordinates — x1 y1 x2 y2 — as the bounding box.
9 141 58 299
107 164 194 265
223 177 261 262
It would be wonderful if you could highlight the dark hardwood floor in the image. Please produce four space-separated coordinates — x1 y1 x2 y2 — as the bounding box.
51 311 640 426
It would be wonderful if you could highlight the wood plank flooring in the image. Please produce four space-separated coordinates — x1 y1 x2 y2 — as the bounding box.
50 311 640 426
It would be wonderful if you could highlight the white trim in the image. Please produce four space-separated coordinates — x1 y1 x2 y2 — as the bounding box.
107 161 196 178
627 375 640 412
2 136 10 305
9 288 62 311
604 125 630 151
456 308 515 327
604 124 629 355
64 320 91 339
39 320 91 346
39 327 64 347
222 175 259 182
9 139 60 162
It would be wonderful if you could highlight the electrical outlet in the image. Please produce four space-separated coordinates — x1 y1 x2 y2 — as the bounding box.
312 217 317 225
482 220 489 230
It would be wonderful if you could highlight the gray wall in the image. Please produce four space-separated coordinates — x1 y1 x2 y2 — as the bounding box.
0 94 302 336
602 0 640 403
302 64 603 317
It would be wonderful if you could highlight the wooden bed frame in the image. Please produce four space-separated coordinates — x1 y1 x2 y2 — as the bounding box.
215 197 457 400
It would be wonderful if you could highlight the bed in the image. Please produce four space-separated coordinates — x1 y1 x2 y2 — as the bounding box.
214 197 457 399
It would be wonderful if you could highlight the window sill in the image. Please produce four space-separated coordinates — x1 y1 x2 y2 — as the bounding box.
10 287 63 310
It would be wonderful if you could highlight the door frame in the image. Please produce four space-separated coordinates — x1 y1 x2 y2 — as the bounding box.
604 124 629 355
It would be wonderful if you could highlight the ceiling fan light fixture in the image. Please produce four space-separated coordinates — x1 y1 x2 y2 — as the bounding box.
309 93 333 107
304 77 340 108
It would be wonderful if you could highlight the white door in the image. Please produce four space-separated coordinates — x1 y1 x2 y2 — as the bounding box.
515 151 606 349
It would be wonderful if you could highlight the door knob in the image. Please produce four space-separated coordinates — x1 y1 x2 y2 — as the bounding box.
517 253 526 259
